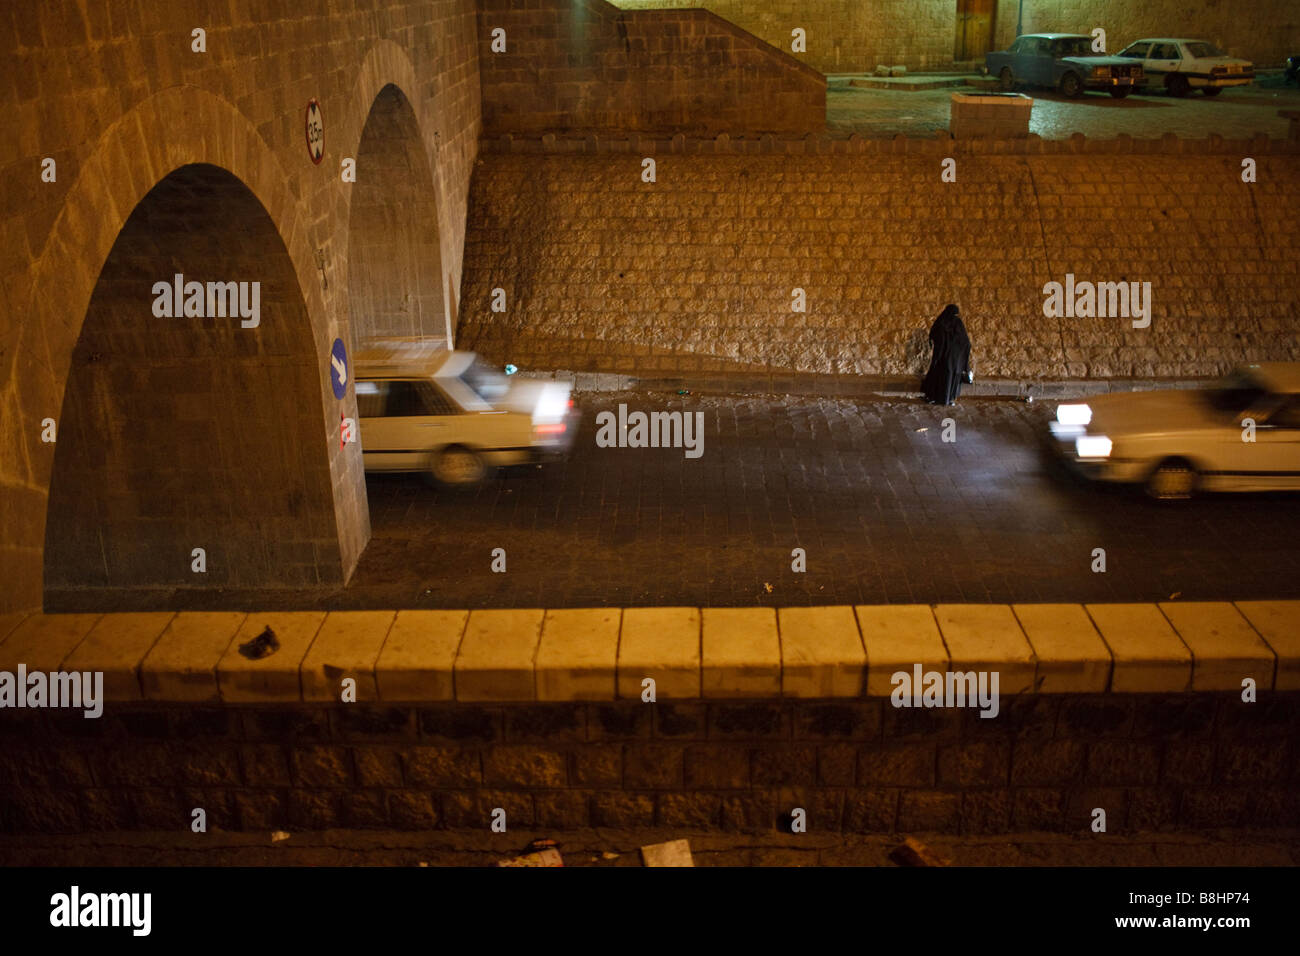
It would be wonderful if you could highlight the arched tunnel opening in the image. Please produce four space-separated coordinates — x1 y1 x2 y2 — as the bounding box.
44 162 344 602
348 83 448 344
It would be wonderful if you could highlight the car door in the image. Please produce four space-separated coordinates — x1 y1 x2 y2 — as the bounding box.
1248 398 1300 491
356 378 458 472
1029 37 1055 86
1147 42 1181 85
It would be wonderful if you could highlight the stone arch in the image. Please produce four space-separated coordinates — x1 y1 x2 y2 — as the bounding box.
44 163 341 597
342 40 454 345
5 87 366 611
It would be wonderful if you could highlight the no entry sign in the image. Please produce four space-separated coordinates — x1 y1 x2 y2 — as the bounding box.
305 99 324 164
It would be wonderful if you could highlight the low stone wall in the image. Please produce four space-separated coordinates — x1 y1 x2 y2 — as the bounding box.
477 0 825 135
1 603 1296 834
458 133 1300 380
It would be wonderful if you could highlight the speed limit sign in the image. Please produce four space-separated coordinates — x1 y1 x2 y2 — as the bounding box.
305 99 324 165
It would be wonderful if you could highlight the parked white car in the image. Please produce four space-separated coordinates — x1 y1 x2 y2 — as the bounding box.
355 342 578 488
1049 363 1300 500
1116 38 1254 97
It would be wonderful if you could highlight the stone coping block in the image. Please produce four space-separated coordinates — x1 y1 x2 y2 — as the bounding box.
1158 602 1275 692
0 602 1290 704
617 606 700 699
1013 604 1111 694
536 608 620 701
1234 601 1300 691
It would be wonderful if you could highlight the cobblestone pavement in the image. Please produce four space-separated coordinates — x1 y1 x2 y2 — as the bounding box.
827 79 1300 139
2 827 1296 866
58 391 1300 612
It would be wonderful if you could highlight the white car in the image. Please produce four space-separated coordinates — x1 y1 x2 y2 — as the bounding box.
355 342 578 488
1049 363 1300 500
1116 38 1254 97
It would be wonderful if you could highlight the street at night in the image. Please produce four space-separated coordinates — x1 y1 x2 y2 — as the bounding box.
46 391 1300 611
3 0 1300 934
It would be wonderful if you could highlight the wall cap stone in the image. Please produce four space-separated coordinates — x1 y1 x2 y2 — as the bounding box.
1 602 1290 704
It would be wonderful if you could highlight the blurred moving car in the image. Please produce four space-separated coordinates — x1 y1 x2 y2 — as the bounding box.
1049 363 1300 500
1115 38 1254 97
355 341 578 488
987 34 1147 98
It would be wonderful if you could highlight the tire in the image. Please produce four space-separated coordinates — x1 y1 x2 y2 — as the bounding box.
1167 74 1190 98
1144 458 1198 501
429 445 486 489
1059 72 1084 98
1202 86 1222 97
1108 87 1133 99
998 67 1015 91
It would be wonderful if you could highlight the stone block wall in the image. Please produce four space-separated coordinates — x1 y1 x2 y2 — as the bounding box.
477 0 825 135
3 695 1296 834
457 136 1300 381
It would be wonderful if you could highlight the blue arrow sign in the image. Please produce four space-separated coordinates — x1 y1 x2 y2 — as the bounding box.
329 338 348 400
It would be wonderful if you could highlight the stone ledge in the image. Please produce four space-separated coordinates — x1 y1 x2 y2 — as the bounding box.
0 602 1292 704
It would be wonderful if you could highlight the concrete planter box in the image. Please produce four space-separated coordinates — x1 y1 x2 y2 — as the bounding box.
950 91 1033 138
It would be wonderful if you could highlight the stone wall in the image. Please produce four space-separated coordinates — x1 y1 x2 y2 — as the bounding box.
457 136 1300 381
477 0 825 135
613 1 1300 73
0 1 483 613
4 694 1296 834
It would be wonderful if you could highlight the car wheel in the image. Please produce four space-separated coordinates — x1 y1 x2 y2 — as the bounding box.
1108 87 1133 99
998 67 1015 91
1059 72 1084 98
1145 459 1198 501
1202 86 1222 97
430 445 486 489
1167 74 1190 97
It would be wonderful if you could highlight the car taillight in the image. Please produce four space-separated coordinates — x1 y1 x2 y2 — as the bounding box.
568 399 574 410
534 423 566 436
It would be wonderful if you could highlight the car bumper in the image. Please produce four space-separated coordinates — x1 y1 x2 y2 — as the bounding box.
1084 76 1148 90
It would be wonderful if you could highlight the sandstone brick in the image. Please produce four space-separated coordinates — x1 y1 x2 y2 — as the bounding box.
707 702 789 739
720 794 772 832
656 792 722 828
290 746 353 788
898 791 960 832
1085 741 1160 785
623 743 684 789
591 792 655 828
858 744 935 787
793 701 882 740
483 746 567 788
961 790 1012 834
403 747 481 788
241 745 292 787
388 791 440 829
938 740 1011 787
844 789 898 832
589 702 653 738
419 706 501 742
1011 788 1066 830
569 745 623 788
751 746 817 786
353 748 404 788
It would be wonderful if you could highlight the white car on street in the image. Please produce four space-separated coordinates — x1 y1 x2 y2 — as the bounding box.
1116 38 1254 97
1049 363 1300 500
355 342 578 488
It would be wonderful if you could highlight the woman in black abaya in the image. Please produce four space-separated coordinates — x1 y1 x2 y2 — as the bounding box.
921 304 972 405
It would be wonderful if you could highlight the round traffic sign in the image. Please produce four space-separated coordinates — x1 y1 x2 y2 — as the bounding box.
305 99 324 165
329 338 348 399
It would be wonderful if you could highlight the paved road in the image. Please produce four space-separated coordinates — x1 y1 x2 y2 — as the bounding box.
349 392 1300 610
52 391 1299 612
827 80 1300 139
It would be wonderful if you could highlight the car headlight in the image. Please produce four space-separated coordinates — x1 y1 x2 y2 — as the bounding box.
1057 403 1092 426
1075 435 1113 459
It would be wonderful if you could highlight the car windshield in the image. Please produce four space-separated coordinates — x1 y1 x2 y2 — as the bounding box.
1054 38 1095 57
459 358 510 403
1184 42 1225 58
1204 370 1268 413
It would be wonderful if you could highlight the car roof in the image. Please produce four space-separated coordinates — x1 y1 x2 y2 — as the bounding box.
1125 38 1210 45
1242 362 1300 394
355 340 471 379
